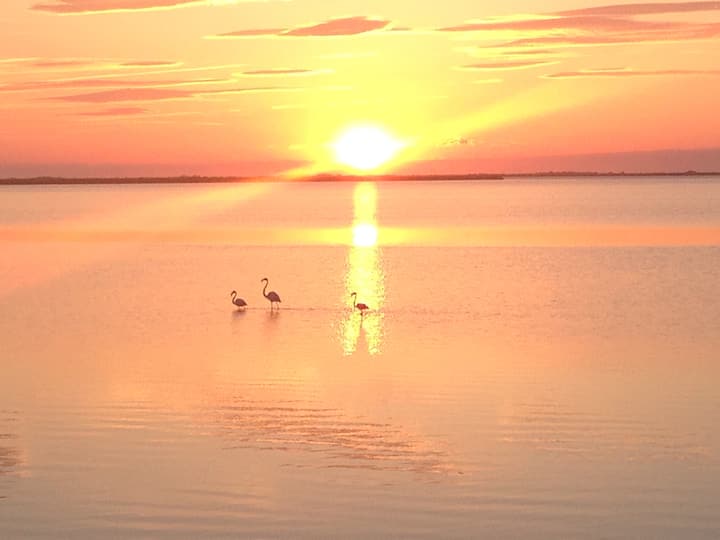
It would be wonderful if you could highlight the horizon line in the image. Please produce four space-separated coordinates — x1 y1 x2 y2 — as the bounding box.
2 170 720 185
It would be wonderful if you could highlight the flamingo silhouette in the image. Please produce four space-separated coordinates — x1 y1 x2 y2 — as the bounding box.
230 290 247 309
350 292 369 315
261 278 282 309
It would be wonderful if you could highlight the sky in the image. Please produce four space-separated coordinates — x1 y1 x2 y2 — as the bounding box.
1 0 719 177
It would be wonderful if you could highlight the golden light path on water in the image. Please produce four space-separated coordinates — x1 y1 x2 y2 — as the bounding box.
340 183 385 356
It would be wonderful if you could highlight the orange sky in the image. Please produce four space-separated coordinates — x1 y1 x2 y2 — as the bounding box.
1 0 719 176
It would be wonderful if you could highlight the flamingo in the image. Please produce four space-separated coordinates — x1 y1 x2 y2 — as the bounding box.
261 278 282 309
230 290 247 309
350 292 369 315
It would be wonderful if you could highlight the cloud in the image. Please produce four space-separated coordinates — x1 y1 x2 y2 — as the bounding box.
503 49 558 56
215 28 286 37
120 60 180 67
31 0 205 13
546 68 720 78
440 3 720 50
440 15 684 33
460 60 558 71
31 59 97 68
47 85 300 102
557 1 720 17
0 57 184 74
0 58 39 65
31 0 286 14
1 77 229 92
215 16 391 38
241 68 331 76
285 16 390 36
78 106 148 115
50 87 192 102
505 22 720 47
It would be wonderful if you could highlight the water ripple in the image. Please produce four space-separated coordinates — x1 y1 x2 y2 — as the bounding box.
0 410 23 502
500 403 713 462
206 398 457 475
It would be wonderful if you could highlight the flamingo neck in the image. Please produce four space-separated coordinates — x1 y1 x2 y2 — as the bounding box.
262 281 268 298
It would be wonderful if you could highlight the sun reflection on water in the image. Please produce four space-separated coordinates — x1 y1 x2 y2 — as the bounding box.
341 183 385 356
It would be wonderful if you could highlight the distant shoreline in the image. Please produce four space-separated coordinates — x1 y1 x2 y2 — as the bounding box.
0 173 502 185
1 171 719 186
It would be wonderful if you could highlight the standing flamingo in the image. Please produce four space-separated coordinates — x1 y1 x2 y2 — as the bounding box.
230 290 247 309
261 278 282 309
350 292 369 315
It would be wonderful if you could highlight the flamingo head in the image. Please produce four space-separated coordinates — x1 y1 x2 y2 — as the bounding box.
231 290 236 296
261 277 268 283
350 292 357 297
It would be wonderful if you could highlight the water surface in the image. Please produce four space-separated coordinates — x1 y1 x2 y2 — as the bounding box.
1 177 719 538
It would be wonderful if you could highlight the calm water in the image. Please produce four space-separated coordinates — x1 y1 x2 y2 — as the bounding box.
1 177 720 538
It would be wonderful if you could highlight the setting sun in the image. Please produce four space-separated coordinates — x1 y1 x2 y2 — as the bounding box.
332 126 404 171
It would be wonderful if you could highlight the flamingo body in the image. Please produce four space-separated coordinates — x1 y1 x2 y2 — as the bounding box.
261 278 282 309
230 290 247 309
350 292 369 314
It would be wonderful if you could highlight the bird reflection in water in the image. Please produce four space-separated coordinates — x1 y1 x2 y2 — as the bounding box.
0 411 23 490
341 182 385 356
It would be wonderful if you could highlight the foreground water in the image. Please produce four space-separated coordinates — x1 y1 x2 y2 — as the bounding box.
1 177 720 538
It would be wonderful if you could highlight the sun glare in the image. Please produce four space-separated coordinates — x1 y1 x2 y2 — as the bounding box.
332 125 404 171
352 223 378 247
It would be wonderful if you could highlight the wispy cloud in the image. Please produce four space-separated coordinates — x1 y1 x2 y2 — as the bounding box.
0 58 39 64
440 2 720 49
557 1 720 17
460 60 558 71
214 16 392 38
241 68 331 76
214 28 286 37
284 16 390 36
47 85 301 102
31 59 97 68
546 67 720 78
506 24 720 47
440 15 690 34
31 0 265 14
1 77 229 92
50 87 193 102
0 57 184 75
119 60 180 67
32 0 204 13
77 106 148 115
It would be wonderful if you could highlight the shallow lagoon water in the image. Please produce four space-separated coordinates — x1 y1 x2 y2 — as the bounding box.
1 177 720 538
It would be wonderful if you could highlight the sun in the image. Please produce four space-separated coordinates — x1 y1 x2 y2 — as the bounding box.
332 125 404 171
